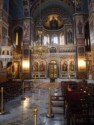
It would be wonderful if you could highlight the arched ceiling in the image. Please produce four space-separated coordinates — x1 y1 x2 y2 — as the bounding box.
31 0 75 20
7 0 88 20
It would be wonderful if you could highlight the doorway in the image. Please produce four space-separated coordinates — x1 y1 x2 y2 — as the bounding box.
49 61 58 82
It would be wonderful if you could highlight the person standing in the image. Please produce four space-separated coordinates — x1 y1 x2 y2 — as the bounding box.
65 84 81 125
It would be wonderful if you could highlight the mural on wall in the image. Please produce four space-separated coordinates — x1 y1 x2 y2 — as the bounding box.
65 26 73 44
76 15 84 38
50 16 58 30
23 20 30 45
43 14 63 30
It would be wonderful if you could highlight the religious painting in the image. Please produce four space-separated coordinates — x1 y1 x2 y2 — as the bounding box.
50 16 58 30
62 61 68 71
23 20 30 45
39 61 46 72
76 15 84 38
43 14 63 30
49 61 57 78
69 61 75 71
33 62 38 72
78 47 85 57
65 26 73 44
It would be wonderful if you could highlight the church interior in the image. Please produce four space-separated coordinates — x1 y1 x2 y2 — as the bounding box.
0 0 94 125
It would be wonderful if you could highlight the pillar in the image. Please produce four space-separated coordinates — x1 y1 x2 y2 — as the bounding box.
22 18 34 79
89 0 94 79
74 13 86 79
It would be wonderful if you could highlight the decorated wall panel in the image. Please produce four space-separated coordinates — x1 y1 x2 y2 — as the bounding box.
23 19 30 46
75 15 84 39
65 25 73 44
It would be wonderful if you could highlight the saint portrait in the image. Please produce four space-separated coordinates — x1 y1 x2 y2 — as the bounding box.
50 17 58 30
62 61 68 71
39 62 45 72
77 19 83 34
33 62 38 72
69 61 75 71
66 28 73 44
23 20 30 41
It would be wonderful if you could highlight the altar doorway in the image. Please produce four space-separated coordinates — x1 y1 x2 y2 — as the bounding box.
49 61 58 82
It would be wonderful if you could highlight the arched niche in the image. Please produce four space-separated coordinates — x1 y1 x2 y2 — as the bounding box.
13 26 23 48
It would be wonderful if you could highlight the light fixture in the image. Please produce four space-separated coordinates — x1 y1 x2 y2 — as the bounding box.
22 59 30 72
78 59 86 71
32 0 49 57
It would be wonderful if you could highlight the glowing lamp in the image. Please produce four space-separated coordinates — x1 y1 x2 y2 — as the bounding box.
78 59 86 71
22 59 30 72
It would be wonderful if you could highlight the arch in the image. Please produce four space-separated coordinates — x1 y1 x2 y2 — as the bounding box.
13 26 23 47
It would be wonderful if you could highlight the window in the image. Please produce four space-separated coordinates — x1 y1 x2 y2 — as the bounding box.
60 34 64 45
51 35 58 45
43 36 48 45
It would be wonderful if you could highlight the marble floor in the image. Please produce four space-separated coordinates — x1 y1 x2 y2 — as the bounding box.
0 83 66 125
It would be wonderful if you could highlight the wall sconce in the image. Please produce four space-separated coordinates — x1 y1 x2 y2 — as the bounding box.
78 59 86 71
22 59 30 72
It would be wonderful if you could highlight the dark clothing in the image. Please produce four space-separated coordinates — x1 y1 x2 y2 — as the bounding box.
65 90 81 114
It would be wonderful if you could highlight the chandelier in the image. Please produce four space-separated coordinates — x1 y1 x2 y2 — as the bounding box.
31 0 49 56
